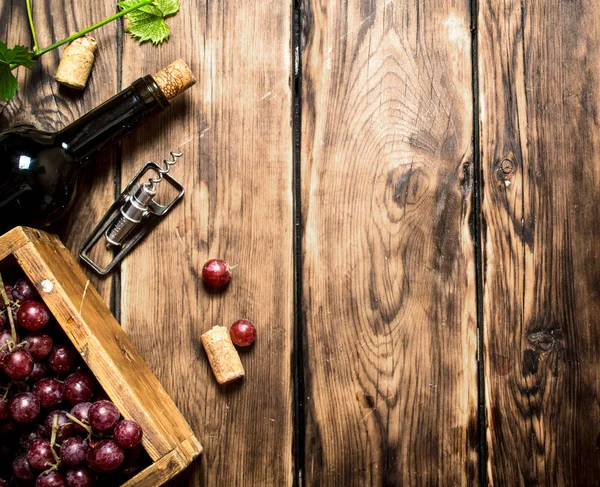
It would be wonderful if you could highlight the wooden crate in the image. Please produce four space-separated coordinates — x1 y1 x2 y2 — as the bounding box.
0 227 202 487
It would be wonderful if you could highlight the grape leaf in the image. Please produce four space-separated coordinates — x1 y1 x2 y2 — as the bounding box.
119 0 180 45
0 42 35 69
0 64 18 102
0 41 36 102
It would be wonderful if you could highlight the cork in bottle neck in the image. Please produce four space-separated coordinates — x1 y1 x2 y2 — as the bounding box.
152 59 196 100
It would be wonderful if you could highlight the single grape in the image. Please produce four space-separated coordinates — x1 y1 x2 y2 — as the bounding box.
19 424 47 450
44 410 75 442
33 378 64 409
35 470 66 487
202 259 232 287
69 403 92 433
65 466 93 487
230 319 257 347
10 392 40 423
91 440 124 471
13 453 34 480
114 419 143 449
17 301 50 331
12 278 39 302
60 437 88 467
30 361 49 382
24 333 53 360
27 438 54 470
63 373 95 404
85 448 101 473
88 400 119 433
0 478 8 487
4 349 34 379
0 399 8 421
48 345 77 375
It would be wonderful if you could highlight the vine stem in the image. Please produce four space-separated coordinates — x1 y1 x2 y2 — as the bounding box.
25 0 39 51
32 0 154 58
0 273 17 344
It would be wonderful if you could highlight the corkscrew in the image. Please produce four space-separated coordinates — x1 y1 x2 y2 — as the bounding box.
79 152 185 275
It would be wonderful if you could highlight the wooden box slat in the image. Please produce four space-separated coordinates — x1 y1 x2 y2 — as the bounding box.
0 227 202 486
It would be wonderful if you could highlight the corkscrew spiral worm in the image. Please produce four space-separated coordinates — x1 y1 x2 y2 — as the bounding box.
147 151 183 188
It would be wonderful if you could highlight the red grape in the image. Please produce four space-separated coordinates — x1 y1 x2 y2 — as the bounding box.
19 424 47 450
63 373 95 404
60 437 88 467
24 333 53 360
17 301 50 331
0 478 7 487
33 378 64 409
10 392 40 423
230 319 257 346
69 403 92 433
114 419 143 449
48 345 77 375
44 411 75 442
13 278 39 302
202 259 232 287
13 453 35 480
36 470 66 487
27 438 54 470
30 362 49 382
92 440 124 471
4 349 34 379
0 399 8 420
88 400 119 433
65 466 93 487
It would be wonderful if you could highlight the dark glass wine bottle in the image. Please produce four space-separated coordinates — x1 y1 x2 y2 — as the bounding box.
0 59 195 234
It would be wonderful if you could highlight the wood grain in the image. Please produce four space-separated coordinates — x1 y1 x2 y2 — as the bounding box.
119 0 294 485
300 0 478 484
479 0 600 484
0 0 119 304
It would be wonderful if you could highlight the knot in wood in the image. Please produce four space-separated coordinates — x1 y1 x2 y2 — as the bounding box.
500 158 514 174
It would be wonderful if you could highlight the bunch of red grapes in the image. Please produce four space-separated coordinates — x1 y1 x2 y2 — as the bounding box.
0 276 146 487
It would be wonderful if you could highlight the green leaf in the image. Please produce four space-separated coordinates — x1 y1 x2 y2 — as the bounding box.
119 0 180 45
0 41 35 69
0 64 19 102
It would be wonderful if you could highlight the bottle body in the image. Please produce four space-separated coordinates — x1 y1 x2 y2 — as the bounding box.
0 128 78 233
0 76 169 234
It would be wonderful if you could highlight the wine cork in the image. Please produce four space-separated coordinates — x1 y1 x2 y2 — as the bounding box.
55 36 98 90
201 326 244 384
152 59 196 100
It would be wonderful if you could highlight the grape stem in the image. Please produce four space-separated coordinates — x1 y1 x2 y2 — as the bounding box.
66 412 93 440
49 414 61 463
0 273 17 344
1 382 11 401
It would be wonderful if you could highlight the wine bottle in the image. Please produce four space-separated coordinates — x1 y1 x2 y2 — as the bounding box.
0 59 195 234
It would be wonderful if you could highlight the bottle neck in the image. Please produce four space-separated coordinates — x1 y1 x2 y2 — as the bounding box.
57 76 169 166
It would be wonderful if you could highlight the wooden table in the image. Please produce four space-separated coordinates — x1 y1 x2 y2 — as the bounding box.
2 0 600 485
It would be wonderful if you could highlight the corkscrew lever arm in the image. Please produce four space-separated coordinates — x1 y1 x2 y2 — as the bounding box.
79 157 184 275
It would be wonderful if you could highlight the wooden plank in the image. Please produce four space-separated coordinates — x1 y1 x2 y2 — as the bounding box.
301 0 477 484
479 1 600 484
0 0 119 303
119 0 294 485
